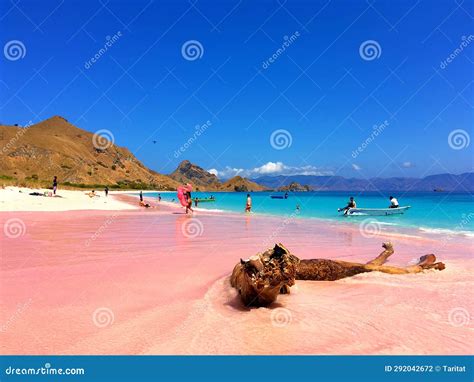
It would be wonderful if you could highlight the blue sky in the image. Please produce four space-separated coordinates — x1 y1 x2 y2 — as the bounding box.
1 0 473 179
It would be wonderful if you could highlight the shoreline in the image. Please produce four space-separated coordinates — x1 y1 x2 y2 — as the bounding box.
124 190 474 240
1 188 472 355
1 186 472 241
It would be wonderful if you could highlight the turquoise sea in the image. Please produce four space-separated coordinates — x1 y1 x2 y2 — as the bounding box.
141 191 474 236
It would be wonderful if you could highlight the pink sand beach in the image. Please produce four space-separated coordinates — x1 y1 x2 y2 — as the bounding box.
1 195 472 355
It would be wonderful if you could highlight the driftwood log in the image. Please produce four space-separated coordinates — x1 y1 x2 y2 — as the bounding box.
230 242 445 307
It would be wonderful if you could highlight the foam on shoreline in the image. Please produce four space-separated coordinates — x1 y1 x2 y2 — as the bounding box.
129 191 474 239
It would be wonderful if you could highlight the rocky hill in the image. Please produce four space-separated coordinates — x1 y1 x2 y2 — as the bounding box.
169 160 221 190
0 116 179 190
221 176 267 192
277 181 311 192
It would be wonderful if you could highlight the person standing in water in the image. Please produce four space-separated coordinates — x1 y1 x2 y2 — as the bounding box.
139 190 143 202
52 176 58 195
245 193 252 213
104 186 109 197
158 193 162 202
185 190 194 214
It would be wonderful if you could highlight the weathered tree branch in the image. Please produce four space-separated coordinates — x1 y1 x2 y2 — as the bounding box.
231 242 445 307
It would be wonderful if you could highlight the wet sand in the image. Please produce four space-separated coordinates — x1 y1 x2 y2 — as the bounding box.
0 199 472 354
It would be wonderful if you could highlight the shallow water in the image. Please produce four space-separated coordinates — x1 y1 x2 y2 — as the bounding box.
144 191 474 235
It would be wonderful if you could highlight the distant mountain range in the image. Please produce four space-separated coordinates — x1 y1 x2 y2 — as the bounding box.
253 173 474 192
0 116 472 192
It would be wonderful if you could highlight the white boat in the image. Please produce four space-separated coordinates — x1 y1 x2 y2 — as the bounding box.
340 206 411 216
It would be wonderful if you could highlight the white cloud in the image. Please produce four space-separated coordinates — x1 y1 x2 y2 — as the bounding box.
252 161 285 174
208 161 333 179
352 164 361 171
402 161 415 168
207 166 245 179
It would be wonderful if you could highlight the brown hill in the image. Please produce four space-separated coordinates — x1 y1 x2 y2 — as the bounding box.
169 160 221 191
221 176 266 192
0 116 179 190
278 181 311 192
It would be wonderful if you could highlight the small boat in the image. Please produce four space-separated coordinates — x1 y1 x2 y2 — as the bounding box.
270 193 289 199
195 198 215 203
340 206 411 216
